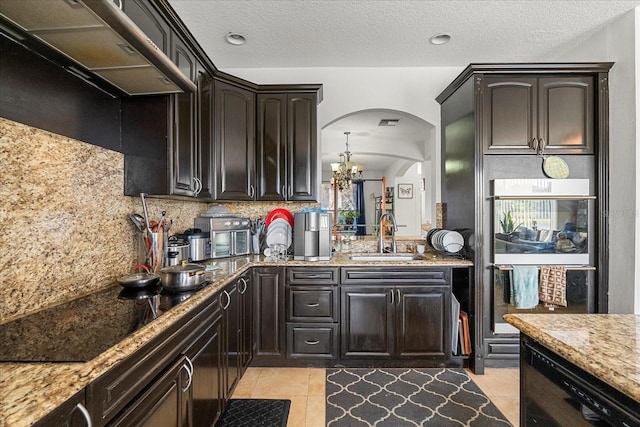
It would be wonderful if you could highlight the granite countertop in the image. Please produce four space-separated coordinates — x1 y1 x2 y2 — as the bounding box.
0 253 471 426
504 313 640 402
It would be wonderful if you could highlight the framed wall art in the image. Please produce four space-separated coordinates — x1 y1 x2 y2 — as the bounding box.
398 183 413 199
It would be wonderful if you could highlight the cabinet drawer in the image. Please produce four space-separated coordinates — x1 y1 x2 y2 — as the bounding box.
286 324 338 359
287 287 338 322
341 267 450 285
287 267 339 285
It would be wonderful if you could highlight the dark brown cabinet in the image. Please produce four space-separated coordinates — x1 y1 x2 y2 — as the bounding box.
340 267 451 360
34 390 91 427
121 4 212 199
108 356 192 427
121 0 171 55
437 63 612 373
256 92 318 201
170 37 198 197
223 272 252 396
183 304 225 427
482 76 595 154
252 267 286 361
214 80 256 200
286 267 340 360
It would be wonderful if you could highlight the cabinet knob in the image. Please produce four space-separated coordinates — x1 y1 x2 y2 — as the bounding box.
530 138 539 152
249 184 255 198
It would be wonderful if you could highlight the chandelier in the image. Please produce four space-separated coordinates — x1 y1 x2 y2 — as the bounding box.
331 131 364 191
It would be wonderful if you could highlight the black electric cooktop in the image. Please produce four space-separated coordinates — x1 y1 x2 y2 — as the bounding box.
0 283 210 363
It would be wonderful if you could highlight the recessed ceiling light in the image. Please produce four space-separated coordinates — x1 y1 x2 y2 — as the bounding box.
429 33 451 45
225 32 246 45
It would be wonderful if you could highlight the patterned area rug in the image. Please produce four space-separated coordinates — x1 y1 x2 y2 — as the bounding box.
326 368 512 426
218 399 291 427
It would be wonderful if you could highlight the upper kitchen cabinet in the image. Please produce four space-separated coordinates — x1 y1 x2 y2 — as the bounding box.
482 75 595 154
120 0 171 54
257 90 320 201
214 79 256 201
170 36 198 197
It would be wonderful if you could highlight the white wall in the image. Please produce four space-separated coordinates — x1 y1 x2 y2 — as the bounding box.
539 9 639 314
227 66 463 208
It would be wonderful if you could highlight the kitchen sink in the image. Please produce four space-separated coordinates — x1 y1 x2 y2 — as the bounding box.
349 253 423 262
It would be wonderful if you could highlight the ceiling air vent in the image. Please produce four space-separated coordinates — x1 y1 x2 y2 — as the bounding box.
378 119 400 127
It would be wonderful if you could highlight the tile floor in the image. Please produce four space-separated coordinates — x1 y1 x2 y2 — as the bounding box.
231 367 520 426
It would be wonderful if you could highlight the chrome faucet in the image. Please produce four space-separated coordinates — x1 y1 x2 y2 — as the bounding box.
378 212 398 253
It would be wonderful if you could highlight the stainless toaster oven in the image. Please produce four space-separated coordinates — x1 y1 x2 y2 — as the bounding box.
194 216 251 258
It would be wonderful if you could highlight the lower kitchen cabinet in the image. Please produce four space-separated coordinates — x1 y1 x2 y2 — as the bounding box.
224 272 252 396
340 267 452 361
252 267 286 361
108 356 192 427
34 390 91 427
183 305 225 427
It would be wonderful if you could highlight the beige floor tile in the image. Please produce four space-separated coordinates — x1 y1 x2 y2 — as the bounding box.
252 368 310 396
305 395 326 427
232 367 262 398
491 395 520 427
283 395 308 427
307 368 326 396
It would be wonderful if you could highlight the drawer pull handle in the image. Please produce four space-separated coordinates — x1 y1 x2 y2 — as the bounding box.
305 302 320 307
305 340 320 345
304 274 321 279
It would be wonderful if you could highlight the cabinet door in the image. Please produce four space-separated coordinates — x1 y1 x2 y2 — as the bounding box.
252 267 286 359
287 94 317 201
482 77 537 153
121 0 170 54
214 80 256 200
340 287 394 358
184 310 224 427
171 37 197 196
256 94 287 200
238 274 253 371
538 76 594 154
224 282 241 395
196 66 214 200
109 356 191 427
396 287 450 358
34 390 91 427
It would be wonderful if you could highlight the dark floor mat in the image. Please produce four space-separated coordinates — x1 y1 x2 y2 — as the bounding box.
218 399 291 427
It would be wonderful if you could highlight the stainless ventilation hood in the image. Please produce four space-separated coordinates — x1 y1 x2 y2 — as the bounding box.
0 0 196 96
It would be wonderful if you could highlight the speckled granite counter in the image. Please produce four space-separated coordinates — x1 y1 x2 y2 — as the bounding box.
0 254 471 426
504 313 640 403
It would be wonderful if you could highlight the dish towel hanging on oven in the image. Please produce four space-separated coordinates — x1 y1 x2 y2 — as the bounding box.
510 265 539 309
539 266 567 308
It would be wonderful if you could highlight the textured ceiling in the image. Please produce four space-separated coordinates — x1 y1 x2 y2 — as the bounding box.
168 0 640 68
168 0 639 173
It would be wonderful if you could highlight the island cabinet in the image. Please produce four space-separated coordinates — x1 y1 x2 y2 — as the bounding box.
256 91 319 201
86 292 224 427
252 266 287 363
482 75 595 154
340 267 451 361
285 267 340 360
213 79 256 201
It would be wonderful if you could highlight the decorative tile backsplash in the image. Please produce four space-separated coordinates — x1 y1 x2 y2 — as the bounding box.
0 118 318 323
